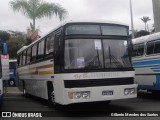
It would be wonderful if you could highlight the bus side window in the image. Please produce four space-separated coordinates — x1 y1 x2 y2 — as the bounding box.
146 41 155 55
132 45 138 57
154 41 160 54
20 53 23 66
22 51 27 65
26 48 31 64
31 44 37 62
45 34 54 58
17 54 20 66
54 34 61 72
137 44 144 56
38 40 45 59
132 44 144 57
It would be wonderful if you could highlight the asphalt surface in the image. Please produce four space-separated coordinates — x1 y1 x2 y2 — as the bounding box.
1 87 160 120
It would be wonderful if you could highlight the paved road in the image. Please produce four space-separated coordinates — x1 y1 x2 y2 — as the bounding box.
1 87 160 120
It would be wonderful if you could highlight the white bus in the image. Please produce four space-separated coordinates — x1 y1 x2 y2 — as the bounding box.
17 21 137 107
8 59 18 86
0 78 3 106
132 32 160 93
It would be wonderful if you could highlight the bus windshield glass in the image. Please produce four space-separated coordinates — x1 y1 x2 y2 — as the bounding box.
64 39 131 69
65 24 128 36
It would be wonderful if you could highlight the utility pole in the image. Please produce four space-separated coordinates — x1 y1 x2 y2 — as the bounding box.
130 0 134 38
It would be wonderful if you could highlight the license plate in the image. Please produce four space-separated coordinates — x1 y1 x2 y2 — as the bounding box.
102 90 113 96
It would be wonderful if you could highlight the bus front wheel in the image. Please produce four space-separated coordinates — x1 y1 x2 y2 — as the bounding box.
48 86 61 109
50 91 56 106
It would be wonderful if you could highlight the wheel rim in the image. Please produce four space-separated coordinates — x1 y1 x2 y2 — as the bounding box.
51 92 56 105
23 88 26 95
10 81 14 86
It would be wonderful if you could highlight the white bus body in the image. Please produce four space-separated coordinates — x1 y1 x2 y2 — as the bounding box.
17 21 137 106
132 32 160 92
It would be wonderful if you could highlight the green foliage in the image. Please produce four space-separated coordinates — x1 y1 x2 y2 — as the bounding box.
6 37 26 59
10 0 67 31
0 30 10 41
135 30 150 38
141 16 151 23
0 30 32 59
25 38 32 45
140 16 151 31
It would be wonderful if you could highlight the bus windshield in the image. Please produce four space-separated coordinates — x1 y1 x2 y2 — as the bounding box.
64 39 131 69
65 24 128 36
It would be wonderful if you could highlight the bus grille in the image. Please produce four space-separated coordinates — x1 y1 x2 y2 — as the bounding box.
64 77 134 88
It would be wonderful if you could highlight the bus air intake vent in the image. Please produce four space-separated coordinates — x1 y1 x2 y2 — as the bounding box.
64 77 134 88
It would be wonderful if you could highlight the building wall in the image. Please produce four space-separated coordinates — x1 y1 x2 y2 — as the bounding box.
152 0 160 32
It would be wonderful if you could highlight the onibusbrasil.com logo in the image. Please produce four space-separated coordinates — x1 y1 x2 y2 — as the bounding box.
1 112 42 118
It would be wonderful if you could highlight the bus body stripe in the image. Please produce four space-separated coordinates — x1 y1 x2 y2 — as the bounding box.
18 64 54 75
38 71 54 75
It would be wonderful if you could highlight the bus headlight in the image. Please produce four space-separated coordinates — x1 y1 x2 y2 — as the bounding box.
124 88 136 95
68 91 90 99
74 92 82 99
82 91 90 99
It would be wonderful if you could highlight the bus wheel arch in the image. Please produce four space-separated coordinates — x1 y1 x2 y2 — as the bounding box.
47 81 61 109
47 81 56 106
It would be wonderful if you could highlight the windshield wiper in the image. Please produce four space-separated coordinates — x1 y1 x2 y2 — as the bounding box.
108 46 124 69
85 50 101 68
121 56 131 67
110 55 123 68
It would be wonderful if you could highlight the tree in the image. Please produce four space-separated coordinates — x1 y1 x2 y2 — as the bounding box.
134 30 150 38
6 30 27 58
140 16 151 31
0 31 10 41
10 0 67 31
7 37 26 59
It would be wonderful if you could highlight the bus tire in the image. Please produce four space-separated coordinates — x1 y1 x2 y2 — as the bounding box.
47 82 59 109
152 90 160 96
8 79 15 87
106 100 111 104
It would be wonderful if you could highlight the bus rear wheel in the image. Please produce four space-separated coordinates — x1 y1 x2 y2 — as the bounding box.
23 81 27 97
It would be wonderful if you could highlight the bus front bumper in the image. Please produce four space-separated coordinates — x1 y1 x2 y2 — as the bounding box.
62 84 137 105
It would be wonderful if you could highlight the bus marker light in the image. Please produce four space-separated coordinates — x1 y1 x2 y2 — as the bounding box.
68 92 73 99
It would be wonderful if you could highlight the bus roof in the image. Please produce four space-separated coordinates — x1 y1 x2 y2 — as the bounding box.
17 20 128 54
63 20 128 26
132 32 160 45
9 59 17 62
17 46 28 54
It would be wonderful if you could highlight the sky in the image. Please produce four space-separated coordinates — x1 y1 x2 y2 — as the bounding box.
0 0 154 36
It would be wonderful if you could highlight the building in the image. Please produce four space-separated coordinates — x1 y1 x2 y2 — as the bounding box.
152 0 160 32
